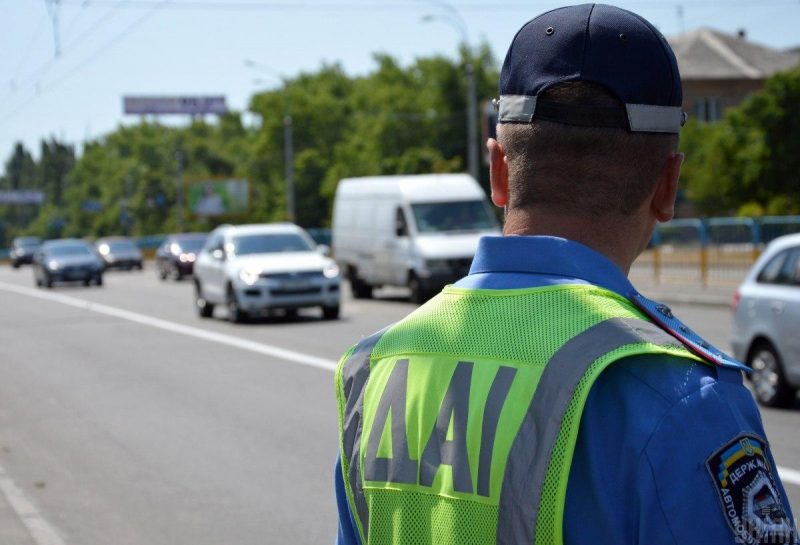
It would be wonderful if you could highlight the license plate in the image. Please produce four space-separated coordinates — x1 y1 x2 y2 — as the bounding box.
281 280 310 290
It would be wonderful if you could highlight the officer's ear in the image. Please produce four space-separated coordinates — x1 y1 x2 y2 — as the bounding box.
488 138 509 208
651 152 683 223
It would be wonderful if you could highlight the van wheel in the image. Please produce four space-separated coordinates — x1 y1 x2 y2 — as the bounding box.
408 273 433 305
748 342 796 408
349 268 373 299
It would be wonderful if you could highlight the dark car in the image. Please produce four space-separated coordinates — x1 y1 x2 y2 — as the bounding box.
155 233 207 281
33 239 105 288
9 236 41 268
95 237 143 270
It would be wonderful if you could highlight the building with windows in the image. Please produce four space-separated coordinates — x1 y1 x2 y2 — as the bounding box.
668 29 799 122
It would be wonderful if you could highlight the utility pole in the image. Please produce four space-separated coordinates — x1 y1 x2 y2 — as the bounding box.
284 114 295 222
465 62 479 183
175 150 184 231
422 7 479 182
245 60 295 222
44 0 62 57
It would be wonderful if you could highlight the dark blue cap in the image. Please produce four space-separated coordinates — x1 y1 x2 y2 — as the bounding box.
498 4 685 133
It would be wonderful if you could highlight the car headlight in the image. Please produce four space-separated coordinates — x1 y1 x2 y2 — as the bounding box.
179 253 196 263
238 268 261 285
47 260 59 271
323 262 340 279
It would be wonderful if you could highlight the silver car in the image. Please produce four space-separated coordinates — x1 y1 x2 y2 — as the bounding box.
731 233 800 407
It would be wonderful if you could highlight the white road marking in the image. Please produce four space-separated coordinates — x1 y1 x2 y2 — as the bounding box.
0 280 338 372
0 462 67 545
779 466 800 487
2 279 800 492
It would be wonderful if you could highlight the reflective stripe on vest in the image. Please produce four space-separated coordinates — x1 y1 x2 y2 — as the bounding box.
496 317 680 545
340 328 387 538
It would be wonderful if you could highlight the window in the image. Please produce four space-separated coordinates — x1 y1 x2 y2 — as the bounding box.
694 98 722 122
410 200 498 234
757 248 800 285
395 207 409 237
231 233 313 255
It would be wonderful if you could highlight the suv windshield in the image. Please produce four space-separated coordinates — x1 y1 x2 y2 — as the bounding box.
411 200 497 234
47 244 93 257
232 233 312 256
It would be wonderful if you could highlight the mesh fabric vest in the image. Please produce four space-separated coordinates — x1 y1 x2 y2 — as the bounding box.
336 284 701 545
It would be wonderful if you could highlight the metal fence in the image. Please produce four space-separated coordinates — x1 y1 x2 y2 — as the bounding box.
3 218 800 286
632 216 800 285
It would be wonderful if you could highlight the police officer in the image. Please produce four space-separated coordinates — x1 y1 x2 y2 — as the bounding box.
334 4 797 544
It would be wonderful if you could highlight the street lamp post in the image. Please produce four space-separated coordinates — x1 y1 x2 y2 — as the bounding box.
422 9 479 183
244 60 295 223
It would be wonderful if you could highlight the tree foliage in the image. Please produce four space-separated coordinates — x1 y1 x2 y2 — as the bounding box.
680 67 800 216
4 52 799 246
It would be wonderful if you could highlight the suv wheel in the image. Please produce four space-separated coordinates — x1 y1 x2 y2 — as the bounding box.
226 286 247 323
322 304 340 320
195 281 214 318
748 342 796 408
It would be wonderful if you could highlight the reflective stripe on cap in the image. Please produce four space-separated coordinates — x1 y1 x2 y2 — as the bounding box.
497 94 685 134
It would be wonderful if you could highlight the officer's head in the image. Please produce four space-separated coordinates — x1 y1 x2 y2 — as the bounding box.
489 4 685 226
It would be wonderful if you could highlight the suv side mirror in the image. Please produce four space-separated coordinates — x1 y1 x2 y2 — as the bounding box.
211 248 225 261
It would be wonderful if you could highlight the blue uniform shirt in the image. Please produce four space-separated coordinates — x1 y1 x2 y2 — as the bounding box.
335 236 796 545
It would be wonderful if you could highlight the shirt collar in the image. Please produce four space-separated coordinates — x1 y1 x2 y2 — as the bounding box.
468 235 635 297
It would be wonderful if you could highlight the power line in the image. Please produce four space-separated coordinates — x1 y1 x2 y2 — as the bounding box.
0 0 172 128
55 0 800 10
9 13 48 92
9 1 132 99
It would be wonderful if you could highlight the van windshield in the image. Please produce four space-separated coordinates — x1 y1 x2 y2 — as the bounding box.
411 200 496 234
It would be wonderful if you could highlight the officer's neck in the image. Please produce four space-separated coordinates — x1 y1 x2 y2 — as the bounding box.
502 208 652 276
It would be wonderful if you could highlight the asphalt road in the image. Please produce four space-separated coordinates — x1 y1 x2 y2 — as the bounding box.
0 264 797 545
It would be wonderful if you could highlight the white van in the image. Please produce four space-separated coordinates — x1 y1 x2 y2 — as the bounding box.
332 173 500 302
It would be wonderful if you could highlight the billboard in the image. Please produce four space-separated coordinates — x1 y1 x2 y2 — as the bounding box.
123 96 228 115
187 179 249 217
0 190 44 205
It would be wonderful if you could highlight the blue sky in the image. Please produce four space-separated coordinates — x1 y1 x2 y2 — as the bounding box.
1 0 798 162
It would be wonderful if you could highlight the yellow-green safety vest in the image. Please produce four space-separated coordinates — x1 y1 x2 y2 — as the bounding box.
335 284 703 545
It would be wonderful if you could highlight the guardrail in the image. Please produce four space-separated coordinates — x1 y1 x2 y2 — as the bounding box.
3 219 799 286
633 216 800 286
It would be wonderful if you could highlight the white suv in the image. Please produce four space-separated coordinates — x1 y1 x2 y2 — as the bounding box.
193 223 341 322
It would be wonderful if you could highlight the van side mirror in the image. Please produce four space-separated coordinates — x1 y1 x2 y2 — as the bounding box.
395 220 408 238
317 244 331 257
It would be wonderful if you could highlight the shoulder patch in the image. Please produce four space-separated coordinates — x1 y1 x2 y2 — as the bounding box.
629 290 750 372
706 435 797 545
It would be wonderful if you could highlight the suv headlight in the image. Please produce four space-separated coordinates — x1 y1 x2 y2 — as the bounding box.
238 268 261 285
323 262 340 279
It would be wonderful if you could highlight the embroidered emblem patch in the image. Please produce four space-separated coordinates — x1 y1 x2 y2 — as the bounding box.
706 435 797 544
